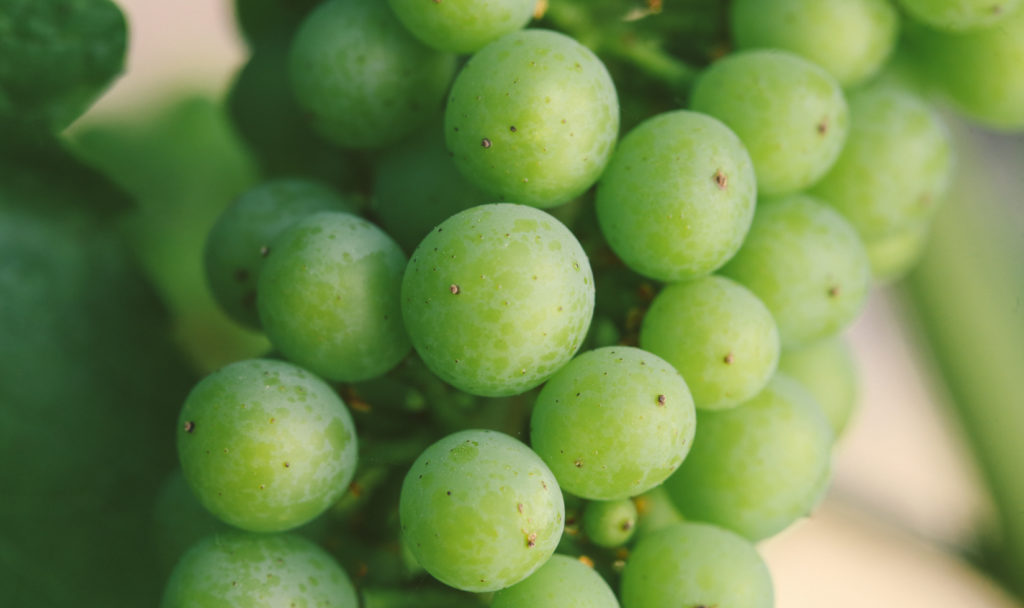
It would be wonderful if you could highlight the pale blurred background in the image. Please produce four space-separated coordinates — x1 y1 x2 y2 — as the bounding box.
70 1 1024 605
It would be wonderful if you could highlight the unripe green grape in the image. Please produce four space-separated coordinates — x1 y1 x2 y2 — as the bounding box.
388 0 536 54
372 123 493 254
689 50 849 196
204 178 354 329
904 7 1024 130
899 0 1022 31
583 498 638 548
595 110 756 282
401 203 594 397
778 336 860 438
530 346 696 500
730 0 899 88
258 211 411 383
160 532 358 608
399 429 564 592
289 0 456 148
640 276 779 410
491 554 620 608
177 358 358 532
720 194 871 348
865 221 932 284
664 375 834 541
620 522 773 608
445 29 619 208
812 83 953 241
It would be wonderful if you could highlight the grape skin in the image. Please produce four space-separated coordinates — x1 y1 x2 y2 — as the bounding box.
778 335 860 438
388 0 537 54
620 521 773 608
491 554 620 608
177 358 358 533
595 110 756 282
689 49 849 197
664 375 834 541
401 203 594 397
640 275 780 411
530 346 696 500
258 211 411 383
445 29 620 208
161 532 358 608
399 429 564 593
582 498 638 548
899 0 1022 31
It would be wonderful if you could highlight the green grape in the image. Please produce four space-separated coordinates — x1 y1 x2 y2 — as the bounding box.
177 358 358 532
632 486 685 539
689 50 849 197
898 0 1022 31
204 178 354 329
663 375 834 541
289 0 456 148
372 122 493 254
594 110 756 282
258 211 411 382
620 522 773 608
445 29 619 208
720 194 871 348
491 554 620 608
401 203 594 397
811 82 953 241
865 220 932 284
228 42 359 190
388 0 537 54
0 0 126 137
161 532 358 608
904 7 1024 130
778 336 860 438
639 276 780 410
583 498 638 548
530 346 696 500
399 429 564 592
730 0 899 88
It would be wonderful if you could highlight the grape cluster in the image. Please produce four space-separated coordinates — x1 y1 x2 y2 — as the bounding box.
4 0 1024 605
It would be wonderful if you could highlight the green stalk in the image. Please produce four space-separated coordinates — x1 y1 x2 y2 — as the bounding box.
904 125 1024 597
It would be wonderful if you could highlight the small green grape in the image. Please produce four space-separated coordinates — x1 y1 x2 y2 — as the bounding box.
778 336 860 438
258 211 411 383
664 375 833 541
289 0 456 148
583 498 638 548
401 203 594 397
445 29 619 208
491 554 620 608
388 0 536 54
530 346 696 500
731 0 899 87
399 429 564 592
689 49 849 196
595 110 756 282
640 275 780 410
177 358 358 532
620 522 773 608
160 532 358 608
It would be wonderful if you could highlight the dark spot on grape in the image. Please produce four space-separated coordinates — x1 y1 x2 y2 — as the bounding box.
260 245 270 257
450 284 460 294
510 125 517 132
724 352 734 364
656 394 666 406
714 169 728 190
184 420 195 433
481 138 492 148
828 285 841 298
517 503 524 513
574 459 583 468
446 490 452 496
621 519 634 531
234 268 249 282
817 118 829 135
526 532 538 547
258 484 265 490
283 462 290 468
